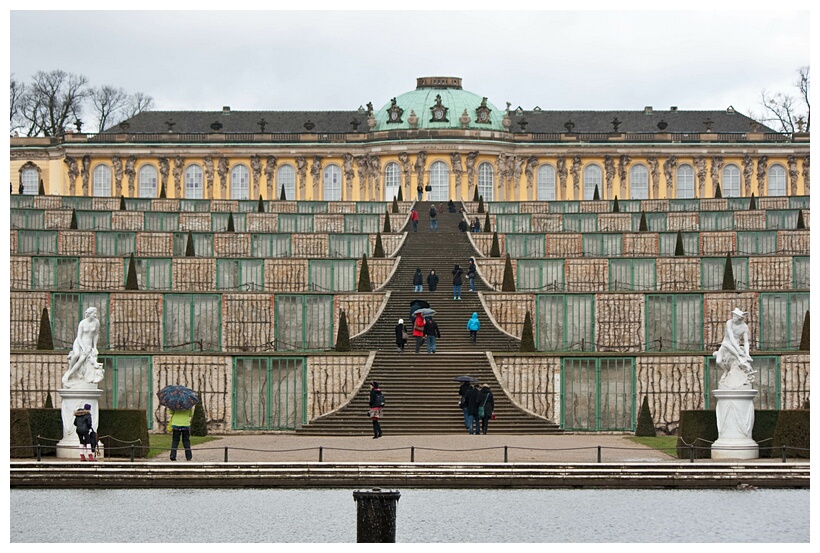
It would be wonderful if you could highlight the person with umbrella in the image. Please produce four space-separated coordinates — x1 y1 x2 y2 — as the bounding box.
464 382 481 435
157 385 199 461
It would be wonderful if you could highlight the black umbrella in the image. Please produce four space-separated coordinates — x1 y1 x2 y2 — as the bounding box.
157 385 199 411
453 376 477 382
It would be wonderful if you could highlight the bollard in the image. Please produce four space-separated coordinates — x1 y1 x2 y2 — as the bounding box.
690 444 695 463
504 446 508 463
319 446 323 462
782 446 787 463
224 447 229 463
130 444 135 462
36 444 42 462
353 488 401 543
597 446 601 463
410 446 414 462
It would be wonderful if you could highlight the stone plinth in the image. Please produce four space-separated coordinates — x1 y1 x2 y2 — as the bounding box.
711 388 759 460
56 388 103 459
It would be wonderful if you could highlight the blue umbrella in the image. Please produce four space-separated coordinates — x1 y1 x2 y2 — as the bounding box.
157 385 199 410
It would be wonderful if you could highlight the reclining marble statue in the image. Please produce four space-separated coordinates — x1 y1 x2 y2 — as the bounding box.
62 306 105 389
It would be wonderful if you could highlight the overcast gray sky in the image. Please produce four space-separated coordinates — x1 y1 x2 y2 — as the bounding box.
7 6 812 120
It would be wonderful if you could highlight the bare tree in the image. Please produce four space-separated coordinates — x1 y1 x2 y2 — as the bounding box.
18 70 90 136
123 92 154 119
90 85 129 132
759 66 810 134
10 75 26 135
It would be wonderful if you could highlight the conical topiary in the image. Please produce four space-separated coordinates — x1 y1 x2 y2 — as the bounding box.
159 182 166 198
721 252 735 291
520 310 536 352
38 179 45 195
797 210 806 229
483 212 491 233
392 196 399 213
490 231 501 258
635 396 656 437
258 194 265 212
501 253 516 292
373 232 385 258
749 193 757 210
120 195 127 210
473 185 479 202
280 186 287 201
477 195 485 213
357 254 372 292
674 230 685 256
125 253 139 290
69 209 78 229
714 182 722 198
639 211 648 231
226 212 235 232
799 310 809 351
335 310 351 352
593 184 600 201
397 185 403 201
383 208 392 232
612 195 620 213
190 398 208 436
185 230 195 257
44 391 54 409
36 307 54 350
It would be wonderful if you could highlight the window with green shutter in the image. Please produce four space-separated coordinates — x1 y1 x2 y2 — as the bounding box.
645 294 703 351
233 357 306 430
163 294 221 351
274 294 334 351
495 214 532 233
489 202 520 214
211 212 247 232
51 292 110 350
32 257 80 290
11 209 45 229
96 232 137 256
17 230 58 254
563 213 597 233
216 259 264 291
632 212 667 231
793 257 810 289
98 356 154 428
658 232 699 256
75 211 112 230
788 196 810 209
355 202 387 214
668 199 700 212
297 201 328 213
62 197 93 210
180 199 210 212
609 259 656 291
173 232 214 256
699 211 734 231
616 200 641 212
759 292 809 350
308 260 357 292
536 294 595 351
505 234 546 258
328 234 370 258
765 210 799 230
126 258 172 290
144 212 180 232
279 214 315 233
700 257 748 290
736 231 777 255
726 197 750 211
251 233 292 258
344 214 380 233
10 195 34 208
517 259 565 292
561 357 636 431
123 198 152 211
582 233 622 257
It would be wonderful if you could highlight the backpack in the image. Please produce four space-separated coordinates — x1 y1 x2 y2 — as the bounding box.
429 207 436 217
374 391 385 407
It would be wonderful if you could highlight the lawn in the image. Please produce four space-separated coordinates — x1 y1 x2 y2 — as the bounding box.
627 436 678 457
146 435 221 458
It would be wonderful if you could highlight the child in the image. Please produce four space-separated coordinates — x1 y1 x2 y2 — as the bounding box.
73 403 95 461
467 312 480 343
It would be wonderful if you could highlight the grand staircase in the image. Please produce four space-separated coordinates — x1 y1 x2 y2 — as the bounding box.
297 202 561 435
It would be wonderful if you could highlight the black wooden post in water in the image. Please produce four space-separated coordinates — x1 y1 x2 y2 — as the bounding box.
353 488 401 543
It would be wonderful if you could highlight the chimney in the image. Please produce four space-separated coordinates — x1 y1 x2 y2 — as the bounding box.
644 106 653 114
222 106 231 115
670 106 678 112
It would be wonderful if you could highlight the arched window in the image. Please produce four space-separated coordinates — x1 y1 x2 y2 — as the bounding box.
583 164 603 200
629 164 649 199
536 164 556 201
429 161 450 202
722 164 741 197
323 164 342 200
21 167 39 195
767 164 787 196
277 165 296 200
384 162 401 201
138 165 157 198
230 164 250 200
92 165 112 197
184 165 203 199
477 162 494 201
676 164 695 198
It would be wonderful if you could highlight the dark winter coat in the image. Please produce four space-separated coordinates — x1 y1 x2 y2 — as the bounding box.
467 261 477 279
458 220 468 232
413 269 423 286
477 386 495 418
452 265 463 285
395 323 406 346
427 271 439 291
73 409 92 436
458 381 472 407
369 387 384 409
424 318 441 338
464 386 480 417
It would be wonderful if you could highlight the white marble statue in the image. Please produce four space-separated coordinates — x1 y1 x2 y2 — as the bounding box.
713 307 755 390
62 307 105 388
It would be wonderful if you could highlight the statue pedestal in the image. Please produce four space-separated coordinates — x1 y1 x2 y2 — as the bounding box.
711 388 759 460
56 388 104 460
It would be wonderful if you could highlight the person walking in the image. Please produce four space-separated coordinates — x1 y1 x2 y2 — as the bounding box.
427 269 439 292
395 318 407 353
413 268 423 292
429 204 438 232
410 207 419 232
464 383 480 435
424 316 441 353
458 219 468 232
458 381 472 430
167 407 194 461
416 184 423 201
368 381 384 439
477 383 495 435
412 311 426 354
452 264 464 300
467 312 480 343
73 403 95 461
467 258 478 292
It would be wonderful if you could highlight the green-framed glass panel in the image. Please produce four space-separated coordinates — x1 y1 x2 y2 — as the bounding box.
704 356 780 410
617 200 642 213
517 259 565 292
488 202 520 214
75 210 112 230
279 214 315 233
96 232 137 256
126 258 172 290
50 292 110 350
163 294 222 351
62 196 93 210
232 357 307 430
548 201 580 214
505 234 546 258
274 294 334 351
212 212 247 232
608 258 656 291
645 294 703 351
765 210 799 230
788 196 810 209
727 197 751 211
669 199 700 212
563 213 597 233
356 202 388 214
701 256 749 290
582 233 622 257
736 231 777 255
10 209 45 229
793 257 810 289
699 211 734 231
758 292 809 350
123 198 152 211
98 355 154 429
297 201 328 214
308 259 356 292
173 232 214 257
180 199 210 212
328 234 370 258
631 212 667 231
658 232 699 256
216 259 264 291
144 212 180 232
17 230 58 254
251 233 292 258
560 357 635 431
495 214 532 233
10 195 35 208
238 199 262 212
535 294 595 351
344 214 380 233
32 256 80 290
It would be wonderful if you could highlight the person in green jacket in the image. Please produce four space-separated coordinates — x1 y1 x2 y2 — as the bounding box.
167 408 194 461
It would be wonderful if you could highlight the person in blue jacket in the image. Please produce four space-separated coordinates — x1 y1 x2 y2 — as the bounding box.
467 312 480 343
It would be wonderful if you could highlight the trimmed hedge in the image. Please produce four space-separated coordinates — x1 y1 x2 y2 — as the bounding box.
10 409 35 458
677 409 800 459
772 410 810 458
97 409 150 458
635 396 656 437
676 410 718 459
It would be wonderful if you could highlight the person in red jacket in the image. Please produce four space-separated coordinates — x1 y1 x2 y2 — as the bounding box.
412 312 425 353
410 208 419 232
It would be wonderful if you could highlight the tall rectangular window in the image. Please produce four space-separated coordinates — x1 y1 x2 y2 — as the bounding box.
274 295 334 351
759 292 809 350
645 294 703 351
163 294 221 351
536 294 595 351
793 257 810 289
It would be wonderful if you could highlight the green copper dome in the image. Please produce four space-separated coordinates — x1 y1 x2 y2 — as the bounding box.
372 77 507 132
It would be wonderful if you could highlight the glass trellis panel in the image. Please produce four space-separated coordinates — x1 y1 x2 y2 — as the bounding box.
279 214 315 233
549 201 579 213
211 212 247 232
536 294 594 351
517 259 565 292
356 202 388 214
726 198 750 211
275 295 334 351
618 200 641 213
765 210 799 230
277 165 296 200
96 232 137 256
233 357 306 430
598 358 635 431
384 162 401 201
76 211 112 230
631 212 667 231
582 234 622 257
128 258 172 290
98 356 153 428
17 230 58 254
51 292 110 350
11 209 45 229
173 233 214 257
124 198 152 211
563 213 597 232
759 292 809 350
180 199 209 212
505 234 546 258
163 294 221 351
701 257 748 290
495 214 532 233
789 196 810 209
251 234 292 258
488 202 520 214
216 259 264 291
645 294 703 352
238 200 260 212
536 165 556 201
699 212 733 231
793 257 810 289
429 161 450 202
658 232 699 256
344 214 380 233
297 202 328 214
736 231 777 255
93 165 112 197
32 257 80 290
561 358 596 430
705 357 780 410
669 198 700 212
10 195 35 208
609 259 656 291
328 234 370 258
309 260 356 292
62 197 93 210
144 212 180 232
